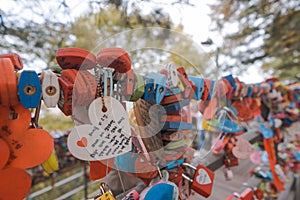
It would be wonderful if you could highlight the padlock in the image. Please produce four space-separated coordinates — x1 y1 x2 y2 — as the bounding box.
41 150 59 174
240 188 254 200
161 131 183 141
122 190 140 200
118 68 134 97
0 53 23 70
149 72 166 104
41 70 60 108
0 58 19 106
163 99 190 113
130 73 145 101
162 122 192 131
188 76 204 100
206 79 215 101
94 182 116 200
160 93 182 105
223 167 234 181
96 47 131 73
56 47 97 70
201 79 210 101
161 114 188 123
165 87 181 96
141 77 155 103
18 70 42 108
181 163 214 197
58 70 76 116
224 155 239 167
98 67 114 97
177 67 193 98
165 62 179 88
168 166 184 185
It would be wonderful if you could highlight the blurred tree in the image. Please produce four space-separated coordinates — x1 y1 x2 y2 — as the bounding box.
210 0 300 81
71 4 210 76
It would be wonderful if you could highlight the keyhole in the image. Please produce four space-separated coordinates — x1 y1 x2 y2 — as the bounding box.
46 86 57 96
24 85 36 96
159 87 164 93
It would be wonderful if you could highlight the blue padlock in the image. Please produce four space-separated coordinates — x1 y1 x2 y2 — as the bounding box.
207 80 215 101
188 76 204 100
141 77 155 103
149 72 166 104
163 99 190 113
165 87 181 96
18 70 42 108
162 121 192 131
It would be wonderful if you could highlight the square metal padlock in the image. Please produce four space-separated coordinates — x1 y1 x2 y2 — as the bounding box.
94 182 116 200
182 163 214 198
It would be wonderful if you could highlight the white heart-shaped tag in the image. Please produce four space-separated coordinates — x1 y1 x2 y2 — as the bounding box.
67 97 132 161
196 168 212 185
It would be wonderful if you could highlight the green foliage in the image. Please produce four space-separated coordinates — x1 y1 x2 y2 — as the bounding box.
210 0 300 81
38 108 74 132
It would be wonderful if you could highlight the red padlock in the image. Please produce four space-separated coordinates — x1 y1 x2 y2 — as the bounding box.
58 69 78 116
56 47 97 70
182 163 214 198
0 53 23 70
161 93 182 105
119 68 135 97
96 47 131 73
168 166 184 185
224 155 239 168
240 188 254 200
177 67 193 99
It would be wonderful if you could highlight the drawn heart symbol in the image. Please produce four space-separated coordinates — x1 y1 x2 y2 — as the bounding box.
77 137 87 147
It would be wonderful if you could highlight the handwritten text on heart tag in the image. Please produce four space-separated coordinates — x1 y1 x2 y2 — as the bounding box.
67 97 132 161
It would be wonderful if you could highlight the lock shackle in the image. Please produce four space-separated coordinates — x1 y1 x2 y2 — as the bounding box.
182 162 197 170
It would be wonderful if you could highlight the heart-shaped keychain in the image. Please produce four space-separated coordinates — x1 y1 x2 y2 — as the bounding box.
67 96 132 161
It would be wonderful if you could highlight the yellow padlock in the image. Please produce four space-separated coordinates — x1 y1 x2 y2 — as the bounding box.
94 182 116 200
41 150 59 174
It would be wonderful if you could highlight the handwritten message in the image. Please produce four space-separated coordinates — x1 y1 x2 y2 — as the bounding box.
67 97 132 161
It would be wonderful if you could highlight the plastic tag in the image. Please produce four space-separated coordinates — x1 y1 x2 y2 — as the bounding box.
67 97 132 161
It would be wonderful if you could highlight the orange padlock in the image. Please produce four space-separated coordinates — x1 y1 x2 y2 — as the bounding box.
56 47 97 70
96 47 131 73
58 69 77 116
182 163 214 198
0 53 23 70
0 58 19 106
